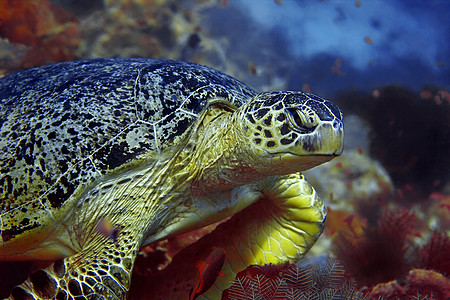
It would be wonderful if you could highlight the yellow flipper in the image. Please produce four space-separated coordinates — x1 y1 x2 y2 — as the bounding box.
203 173 326 298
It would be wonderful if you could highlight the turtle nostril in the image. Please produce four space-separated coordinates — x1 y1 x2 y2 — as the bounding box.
333 120 340 129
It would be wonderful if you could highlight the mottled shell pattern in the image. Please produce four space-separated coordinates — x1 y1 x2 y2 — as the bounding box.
0 58 255 243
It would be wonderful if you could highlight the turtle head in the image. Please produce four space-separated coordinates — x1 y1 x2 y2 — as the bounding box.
187 91 343 191
238 91 344 172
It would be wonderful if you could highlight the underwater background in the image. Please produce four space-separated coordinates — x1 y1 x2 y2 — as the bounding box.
0 0 449 299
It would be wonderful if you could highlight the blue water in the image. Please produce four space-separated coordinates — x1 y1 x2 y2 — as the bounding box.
204 0 450 96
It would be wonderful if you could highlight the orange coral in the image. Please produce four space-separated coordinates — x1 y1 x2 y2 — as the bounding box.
368 269 450 299
0 0 80 70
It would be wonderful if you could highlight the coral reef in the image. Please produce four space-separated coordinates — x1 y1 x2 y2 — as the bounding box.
330 207 450 299
76 0 177 59
416 231 450 276
221 259 361 300
305 149 393 212
0 0 80 72
0 0 204 74
367 269 450 299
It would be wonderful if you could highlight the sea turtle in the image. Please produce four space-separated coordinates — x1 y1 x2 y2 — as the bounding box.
0 58 343 299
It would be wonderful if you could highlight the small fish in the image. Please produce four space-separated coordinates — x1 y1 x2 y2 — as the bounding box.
248 61 257 75
420 90 432 99
364 36 373 45
136 18 147 26
97 218 120 244
438 90 450 103
189 247 226 300
302 83 310 93
430 192 446 201
330 58 345 76
434 95 442 105
372 89 380 98
404 183 413 192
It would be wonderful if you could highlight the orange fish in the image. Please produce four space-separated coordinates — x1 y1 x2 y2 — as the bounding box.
189 247 226 300
372 89 380 98
420 90 432 99
248 61 257 75
364 36 373 45
330 58 345 76
439 90 450 103
302 83 311 93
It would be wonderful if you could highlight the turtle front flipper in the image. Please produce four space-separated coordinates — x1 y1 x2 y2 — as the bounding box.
8 234 138 300
203 172 326 297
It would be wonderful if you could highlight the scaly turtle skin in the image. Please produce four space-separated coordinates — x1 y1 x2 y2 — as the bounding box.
0 58 343 299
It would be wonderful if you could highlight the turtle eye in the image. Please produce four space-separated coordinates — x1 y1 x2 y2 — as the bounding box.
285 107 316 134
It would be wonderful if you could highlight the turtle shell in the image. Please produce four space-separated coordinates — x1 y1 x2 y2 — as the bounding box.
0 58 255 247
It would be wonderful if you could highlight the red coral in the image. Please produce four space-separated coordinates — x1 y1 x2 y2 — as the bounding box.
416 231 450 276
0 0 80 71
333 209 416 287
